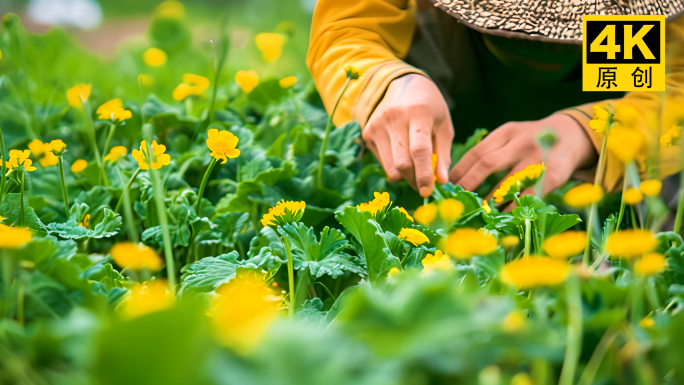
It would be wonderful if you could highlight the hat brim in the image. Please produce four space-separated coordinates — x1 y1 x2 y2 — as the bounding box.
430 0 684 44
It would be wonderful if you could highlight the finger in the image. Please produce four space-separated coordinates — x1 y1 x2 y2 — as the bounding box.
453 139 524 191
409 116 436 197
450 124 514 182
434 116 454 185
388 117 417 189
364 126 400 181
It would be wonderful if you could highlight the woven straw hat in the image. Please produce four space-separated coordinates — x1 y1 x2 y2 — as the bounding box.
431 0 684 43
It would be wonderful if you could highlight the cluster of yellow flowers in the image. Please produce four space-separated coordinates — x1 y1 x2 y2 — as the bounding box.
356 191 390 216
260 200 306 227
492 163 545 203
2 149 36 172
606 229 667 276
27 139 65 167
132 140 171 170
413 198 465 226
172 74 210 101
623 179 662 205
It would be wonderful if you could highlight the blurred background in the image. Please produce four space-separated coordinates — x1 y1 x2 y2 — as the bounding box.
0 0 315 100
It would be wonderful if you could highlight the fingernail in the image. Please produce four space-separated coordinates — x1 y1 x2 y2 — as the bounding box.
419 186 432 197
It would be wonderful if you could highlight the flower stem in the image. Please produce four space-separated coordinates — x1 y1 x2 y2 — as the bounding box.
583 205 595 266
19 171 25 227
116 167 139 243
143 124 176 294
559 274 583 385
0 128 6 203
524 219 531 257
57 156 70 217
316 77 351 188
674 172 684 234
283 236 295 320
82 105 104 185
114 168 141 213
3 250 12 319
615 172 629 232
631 277 644 325
578 324 620 385
195 158 217 216
101 122 118 185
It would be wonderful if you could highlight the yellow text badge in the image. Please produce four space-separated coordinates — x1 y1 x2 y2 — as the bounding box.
583 15 665 92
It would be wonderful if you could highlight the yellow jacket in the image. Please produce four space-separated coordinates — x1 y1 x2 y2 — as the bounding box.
307 0 684 192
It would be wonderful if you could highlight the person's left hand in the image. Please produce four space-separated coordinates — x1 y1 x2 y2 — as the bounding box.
449 113 598 198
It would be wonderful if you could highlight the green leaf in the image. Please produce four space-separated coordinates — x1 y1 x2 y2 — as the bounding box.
325 121 360 168
335 206 392 285
47 208 121 241
379 207 413 235
538 212 582 239
0 193 47 235
179 251 256 296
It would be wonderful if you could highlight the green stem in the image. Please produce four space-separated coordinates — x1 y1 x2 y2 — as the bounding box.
57 156 70 217
630 206 639 229
16 283 23 326
19 171 24 227
524 219 531 257
583 205 595 266
116 167 139 243
594 134 609 186
195 158 217 216
559 274 583 385
143 125 176 294
578 325 621 385
3 250 12 319
674 182 684 234
114 168 141 213
101 122 118 185
283 236 295 320
631 277 644 325
316 77 352 188
82 104 104 184
0 128 5 203
615 172 629 232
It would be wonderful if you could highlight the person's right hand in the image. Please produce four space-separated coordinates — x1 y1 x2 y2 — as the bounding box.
362 74 454 197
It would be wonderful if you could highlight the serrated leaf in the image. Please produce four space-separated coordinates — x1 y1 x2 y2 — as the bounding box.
0 193 47 235
47 209 121 240
179 251 256 296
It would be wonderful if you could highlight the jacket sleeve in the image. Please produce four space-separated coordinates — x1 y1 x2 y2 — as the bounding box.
561 15 684 192
306 0 426 128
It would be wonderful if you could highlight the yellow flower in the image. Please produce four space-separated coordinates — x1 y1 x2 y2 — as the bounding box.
639 316 655 328
279 76 297 89
589 104 612 133
624 187 643 205
439 198 464 224
356 192 390 216
7 149 36 172
29 140 59 167
104 146 127 162
445 228 497 258
344 65 359 79
606 123 644 163
78 214 90 228
143 47 167 67
235 70 259 94
493 164 545 203
500 235 520 249
138 74 154 87
421 250 451 272
50 140 66 154
398 228 429 246
502 311 527 333
398 207 413 222
120 280 174 319
206 128 240 164
388 267 401 277
211 271 281 353
110 242 162 271
71 159 87 173
606 229 657 259
482 199 491 214
96 98 132 121
172 74 210 101
131 140 171 170
511 373 534 385
613 102 641 128
640 179 662 197
0 224 32 249
543 231 586 259
28 139 44 156
634 252 668 276
660 125 681 148
255 33 286 63
500 257 570 289
154 0 185 19
261 200 306 227
563 183 604 208
413 203 437 225
66 84 91 108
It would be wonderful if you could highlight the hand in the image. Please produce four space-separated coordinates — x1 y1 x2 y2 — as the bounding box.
363 74 454 197
449 114 598 197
